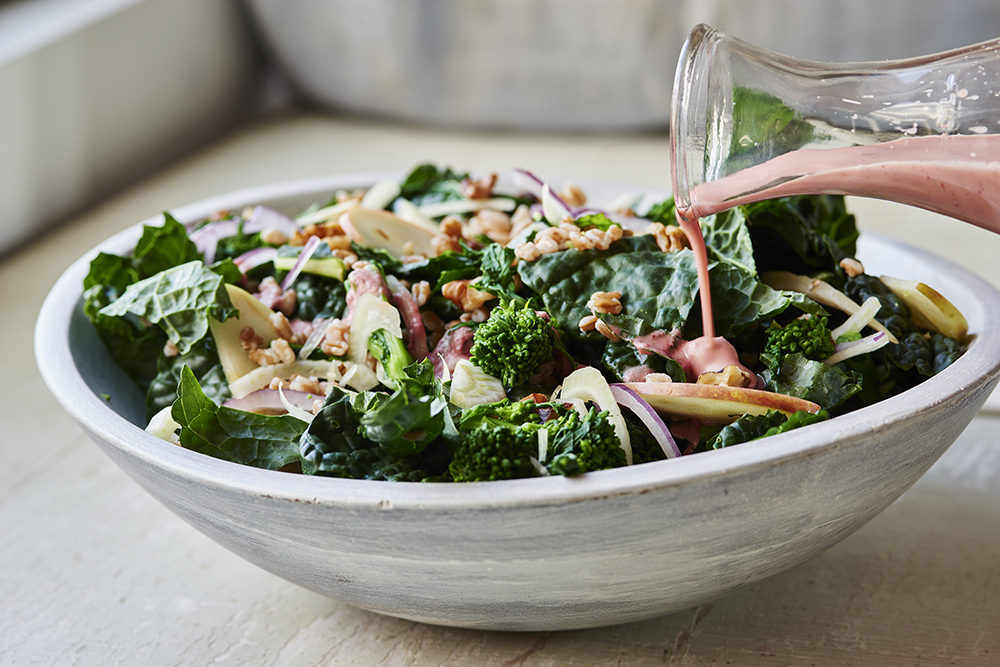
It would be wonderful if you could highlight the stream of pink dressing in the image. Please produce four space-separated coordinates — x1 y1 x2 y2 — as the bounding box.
672 133 1000 386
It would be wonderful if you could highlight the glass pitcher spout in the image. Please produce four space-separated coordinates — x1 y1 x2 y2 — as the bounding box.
670 24 1000 230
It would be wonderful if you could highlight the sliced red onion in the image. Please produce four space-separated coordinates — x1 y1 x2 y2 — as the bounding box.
190 219 240 265
511 168 545 199
243 205 298 236
825 331 890 365
223 388 319 414
280 235 321 292
234 247 278 274
609 384 682 459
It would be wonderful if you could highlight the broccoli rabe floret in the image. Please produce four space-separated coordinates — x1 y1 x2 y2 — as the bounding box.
544 408 627 476
449 403 626 482
368 328 415 384
470 299 555 387
762 315 836 368
449 424 540 482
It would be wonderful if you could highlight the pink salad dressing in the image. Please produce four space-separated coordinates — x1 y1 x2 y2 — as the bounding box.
673 133 1000 384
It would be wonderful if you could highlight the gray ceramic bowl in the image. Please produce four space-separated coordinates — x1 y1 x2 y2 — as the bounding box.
35 174 1000 631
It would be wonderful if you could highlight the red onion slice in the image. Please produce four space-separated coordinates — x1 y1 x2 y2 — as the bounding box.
223 388 319 414
243 205 298 236
511 168 545 199
234 247 278 274
190 219 240 265
280 235 321 292
609 384 682 459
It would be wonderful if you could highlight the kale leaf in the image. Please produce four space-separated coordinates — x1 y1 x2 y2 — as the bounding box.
172 366 304 470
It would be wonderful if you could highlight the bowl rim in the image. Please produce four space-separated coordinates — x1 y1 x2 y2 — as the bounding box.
34 172 1000 511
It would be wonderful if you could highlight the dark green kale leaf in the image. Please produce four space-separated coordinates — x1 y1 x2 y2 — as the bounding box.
767 352 862 411
642 197 676 224
398 163 470 206
99 260 238 355
742 195 859 280
131 213 203 279
145 338 230 420
293 273 348 321
708 408 829 449
172 366 303 470
300 387 431 481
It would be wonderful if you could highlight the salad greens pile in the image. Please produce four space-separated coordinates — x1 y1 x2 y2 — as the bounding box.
83 164 968 482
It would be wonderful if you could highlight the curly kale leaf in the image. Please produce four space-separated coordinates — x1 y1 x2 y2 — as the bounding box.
172 366 303 470
293 273 348 321
743 195 859 281
708 409 829 449
99 260 237 355
300 388 431 481
399 163 470 206
767 352 862 411
145 337 230 420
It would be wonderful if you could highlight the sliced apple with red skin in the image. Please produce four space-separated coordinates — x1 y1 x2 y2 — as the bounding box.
619 382 821 425
340 208 435 258
209 284 280 384
879 275 968 340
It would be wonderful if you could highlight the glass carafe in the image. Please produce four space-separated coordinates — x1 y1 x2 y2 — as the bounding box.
670 24 1000 231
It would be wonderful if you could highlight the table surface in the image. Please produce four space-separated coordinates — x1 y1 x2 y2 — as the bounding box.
3 113 999 666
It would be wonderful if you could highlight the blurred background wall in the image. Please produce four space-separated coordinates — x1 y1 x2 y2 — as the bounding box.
3 0 999 254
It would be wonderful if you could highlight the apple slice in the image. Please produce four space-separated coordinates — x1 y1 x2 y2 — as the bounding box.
619 382 821 425
879 275 969 340
340 208 435 258
209 284 280 383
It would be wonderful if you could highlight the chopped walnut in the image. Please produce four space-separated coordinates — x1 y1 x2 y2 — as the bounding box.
594 319 620 342
320 319 350 358
249 338 296 366
279 374 327 395
259 227 289 246
645 222 689 253
468 209 513 245
644 373 674 383
840 257 865 277
411 280 431 307
162 340 179 357
587 291 623 315
291 220 347 247
559 182 587 208
579 314 599 332
240 326 264 351
442 279 495 312
510 204 535 236
697 365 755 388
460 173 498 199
269 311 294 342
431 215 465 256
421 310 445 333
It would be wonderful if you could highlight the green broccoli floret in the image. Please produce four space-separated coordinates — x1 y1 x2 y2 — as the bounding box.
448 403 626 482
470 299 555 387
544 408 627 476
762 315 836 369
449 423 540 482
368 328 415 384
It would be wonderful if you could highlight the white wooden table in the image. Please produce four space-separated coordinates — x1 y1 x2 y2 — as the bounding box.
4 114 999 665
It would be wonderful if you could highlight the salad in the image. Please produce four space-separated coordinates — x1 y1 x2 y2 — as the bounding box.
82 164 969 482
